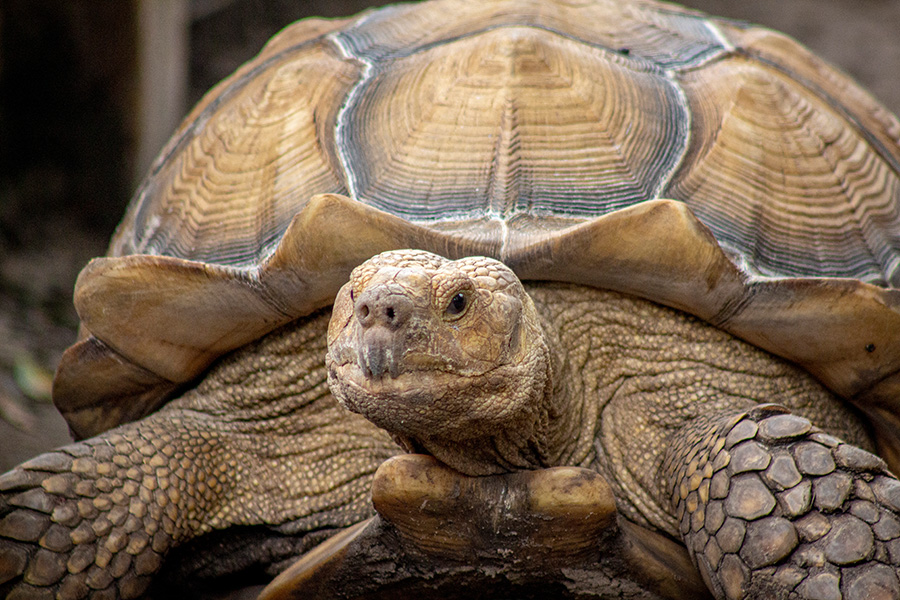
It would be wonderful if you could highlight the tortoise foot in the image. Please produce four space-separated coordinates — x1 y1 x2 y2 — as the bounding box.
262 455 710 600
665 406 900 600
0 410 244 600
372 454 617 562
0 437 170 600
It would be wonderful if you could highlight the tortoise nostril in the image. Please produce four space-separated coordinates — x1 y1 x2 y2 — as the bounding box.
354 289 412 330
355 300 373 326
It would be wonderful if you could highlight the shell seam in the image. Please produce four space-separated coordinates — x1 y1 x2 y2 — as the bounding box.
654 13 737 202
654 70 692 202
327 25 377 202
701 18 736 54
359 23 663 72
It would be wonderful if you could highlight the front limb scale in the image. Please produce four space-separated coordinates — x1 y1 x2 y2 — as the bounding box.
663 405 900 600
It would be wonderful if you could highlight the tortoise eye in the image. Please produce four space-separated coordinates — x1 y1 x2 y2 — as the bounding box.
445 291 469 318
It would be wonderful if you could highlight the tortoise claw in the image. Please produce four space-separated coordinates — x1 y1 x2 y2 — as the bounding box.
372 454 617 563
257 518 376 600
259 455 708 600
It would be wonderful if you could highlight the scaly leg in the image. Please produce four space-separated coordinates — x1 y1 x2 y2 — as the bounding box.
662 405 900 600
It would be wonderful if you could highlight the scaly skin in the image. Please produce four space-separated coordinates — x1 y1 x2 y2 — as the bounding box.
0 310 397 599
663 407 900 599
328 251 900 600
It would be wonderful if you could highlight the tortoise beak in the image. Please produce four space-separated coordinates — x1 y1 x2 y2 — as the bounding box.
353 285 414 379
357 326 401 379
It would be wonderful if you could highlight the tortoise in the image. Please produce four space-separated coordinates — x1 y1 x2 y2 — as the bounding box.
1 0 900 598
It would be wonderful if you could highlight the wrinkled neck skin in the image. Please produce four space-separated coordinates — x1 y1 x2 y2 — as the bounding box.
396 310 592 477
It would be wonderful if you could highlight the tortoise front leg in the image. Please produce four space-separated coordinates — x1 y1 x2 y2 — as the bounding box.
662 405 900 600
0 405 394 599
0 418 187 600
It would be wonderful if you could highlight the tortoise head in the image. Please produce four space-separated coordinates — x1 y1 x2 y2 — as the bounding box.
326 249 556 475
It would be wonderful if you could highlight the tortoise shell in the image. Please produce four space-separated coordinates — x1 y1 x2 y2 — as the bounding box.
54 0 900 469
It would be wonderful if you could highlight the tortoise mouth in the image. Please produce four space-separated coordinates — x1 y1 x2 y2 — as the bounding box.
329 360 471 416
332 364 443 456
327 358 518 444
331 364 433 443
331 360 465 394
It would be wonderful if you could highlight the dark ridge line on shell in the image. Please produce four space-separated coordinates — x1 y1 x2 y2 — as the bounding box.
652 69 692 205
336 19 728 74
326 31 376 205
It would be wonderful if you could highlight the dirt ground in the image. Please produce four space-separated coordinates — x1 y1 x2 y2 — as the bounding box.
0 0 898 473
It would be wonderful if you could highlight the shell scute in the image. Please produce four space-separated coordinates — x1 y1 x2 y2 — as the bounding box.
341 26 689 222
666 55 900 285
334 0 726 67
112 34 361 267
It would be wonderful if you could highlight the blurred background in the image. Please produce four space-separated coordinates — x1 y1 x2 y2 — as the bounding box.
1 0 898 470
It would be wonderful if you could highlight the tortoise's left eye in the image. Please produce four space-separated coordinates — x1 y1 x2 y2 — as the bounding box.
445 291 469 318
